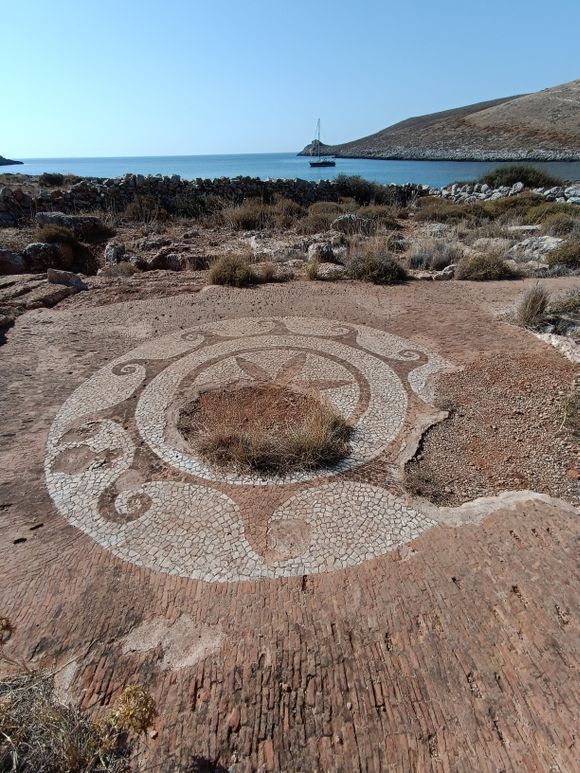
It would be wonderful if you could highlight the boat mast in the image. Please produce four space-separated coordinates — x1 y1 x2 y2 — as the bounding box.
316 118 321 159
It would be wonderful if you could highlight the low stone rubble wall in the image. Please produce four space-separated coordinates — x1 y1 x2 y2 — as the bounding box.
0 174 422 226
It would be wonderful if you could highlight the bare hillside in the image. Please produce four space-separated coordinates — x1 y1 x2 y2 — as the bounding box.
299 79 580 161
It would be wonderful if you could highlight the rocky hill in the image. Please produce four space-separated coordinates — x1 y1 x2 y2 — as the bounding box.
0 156 22 166
299 79 580 161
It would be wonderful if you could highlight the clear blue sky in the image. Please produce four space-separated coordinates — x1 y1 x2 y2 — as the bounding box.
2 0 579 158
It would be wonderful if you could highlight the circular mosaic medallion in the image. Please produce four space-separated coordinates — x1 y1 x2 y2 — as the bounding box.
45 317 448 583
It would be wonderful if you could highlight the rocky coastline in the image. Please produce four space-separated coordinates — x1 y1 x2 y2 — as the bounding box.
0 156 22 167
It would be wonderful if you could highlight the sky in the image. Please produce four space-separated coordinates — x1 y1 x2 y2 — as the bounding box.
1 0 579 158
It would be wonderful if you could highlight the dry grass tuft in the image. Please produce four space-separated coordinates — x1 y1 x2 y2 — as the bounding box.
177 383 352 474
407 239 463 270
516 283 549 328
0 617 156 773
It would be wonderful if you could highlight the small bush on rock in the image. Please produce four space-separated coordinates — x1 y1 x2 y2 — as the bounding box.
516 283 549 327
456 254 515 281
480 165 562 188
208 254 253 286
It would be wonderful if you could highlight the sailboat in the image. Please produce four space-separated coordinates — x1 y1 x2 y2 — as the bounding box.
309 119 336 167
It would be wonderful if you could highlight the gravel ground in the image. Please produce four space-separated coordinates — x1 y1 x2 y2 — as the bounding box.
405 350 579 505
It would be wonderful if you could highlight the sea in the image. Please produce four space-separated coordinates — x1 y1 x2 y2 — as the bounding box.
4 154 580 187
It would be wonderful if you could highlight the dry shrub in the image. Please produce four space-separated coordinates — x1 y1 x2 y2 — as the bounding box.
345 237 407 284
270 195 306 227
178 383 352 474
516 283 549 328
456 254 515 281
221 198 271 230
480 165 562 188
308 201 343 216
124 195 168 223
545 239 580 268
36 224 78 246
208 254 253 286
481 193 543 222
305 260 320 280
542 212 579 236
100 260 139 278
549 288 580 316
415 198 488 225
347 253 407 284
357 204 401 230
524 202 577 225
407 239 463 270
35 223 96 273
455 221 513 245
296 212 335 234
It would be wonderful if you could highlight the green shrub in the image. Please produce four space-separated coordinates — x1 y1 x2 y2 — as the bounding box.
542 213 579 236
456 254 515 281
482 192 544 222
334 175 384 205
480 165 562 188
516 283 549 327
208 254 253 286
346 251 407 284
39 172 64 187
545 239 580 268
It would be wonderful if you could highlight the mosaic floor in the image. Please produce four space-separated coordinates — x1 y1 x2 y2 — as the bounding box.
45 316 449 583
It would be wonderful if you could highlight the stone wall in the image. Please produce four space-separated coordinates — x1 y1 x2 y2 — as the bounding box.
0 175 422 226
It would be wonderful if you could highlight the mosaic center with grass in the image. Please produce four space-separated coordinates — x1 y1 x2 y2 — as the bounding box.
45 317 449 582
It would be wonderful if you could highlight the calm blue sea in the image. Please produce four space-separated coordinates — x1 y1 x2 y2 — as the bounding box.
4 154 580 187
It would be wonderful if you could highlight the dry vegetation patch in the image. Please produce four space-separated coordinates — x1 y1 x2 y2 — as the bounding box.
177 383 352 474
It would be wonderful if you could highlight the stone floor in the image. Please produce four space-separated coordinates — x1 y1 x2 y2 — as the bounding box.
1 277 579 772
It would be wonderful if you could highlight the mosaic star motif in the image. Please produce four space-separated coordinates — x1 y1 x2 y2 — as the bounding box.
45 317 449 583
